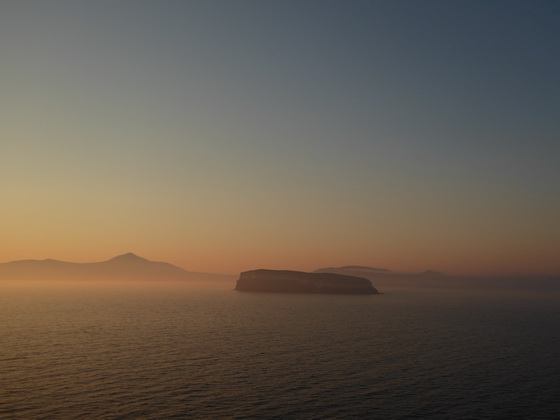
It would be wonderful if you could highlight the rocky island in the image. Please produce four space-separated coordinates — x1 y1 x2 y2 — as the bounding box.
236 269 378 294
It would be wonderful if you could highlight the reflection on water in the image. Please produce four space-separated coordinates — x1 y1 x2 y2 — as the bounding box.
1 280 560 419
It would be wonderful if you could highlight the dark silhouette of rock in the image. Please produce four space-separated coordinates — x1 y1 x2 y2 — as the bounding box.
236 269 378 294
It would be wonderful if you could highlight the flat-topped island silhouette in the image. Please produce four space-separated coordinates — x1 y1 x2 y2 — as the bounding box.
235 269 378 294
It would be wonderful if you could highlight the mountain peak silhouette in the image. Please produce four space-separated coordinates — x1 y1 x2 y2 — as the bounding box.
0 254 236 282
107 253 149 263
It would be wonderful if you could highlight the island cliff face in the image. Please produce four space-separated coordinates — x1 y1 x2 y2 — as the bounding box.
236 269 378 294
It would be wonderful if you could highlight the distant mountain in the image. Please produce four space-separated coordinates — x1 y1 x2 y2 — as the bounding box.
107 252 151 264
0 253 235 282
314 266 560 291
318 265 392 273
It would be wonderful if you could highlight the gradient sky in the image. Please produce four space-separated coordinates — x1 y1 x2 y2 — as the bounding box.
2 0 559 275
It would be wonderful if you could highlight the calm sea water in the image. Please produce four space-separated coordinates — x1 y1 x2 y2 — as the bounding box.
1 280 559 419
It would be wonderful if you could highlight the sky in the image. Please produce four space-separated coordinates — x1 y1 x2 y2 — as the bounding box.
2 0 559 275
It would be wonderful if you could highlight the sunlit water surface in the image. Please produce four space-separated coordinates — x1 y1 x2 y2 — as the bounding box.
1 280 559 419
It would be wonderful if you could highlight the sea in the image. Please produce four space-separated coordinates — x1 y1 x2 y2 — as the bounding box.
1 280 559 419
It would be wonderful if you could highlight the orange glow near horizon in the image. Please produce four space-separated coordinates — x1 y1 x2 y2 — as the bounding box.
2 237 559 277
4 184 558 276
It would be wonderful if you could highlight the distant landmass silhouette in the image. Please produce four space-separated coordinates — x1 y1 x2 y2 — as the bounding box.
0 253 234 282
314 266 560 291
236 269 378 294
